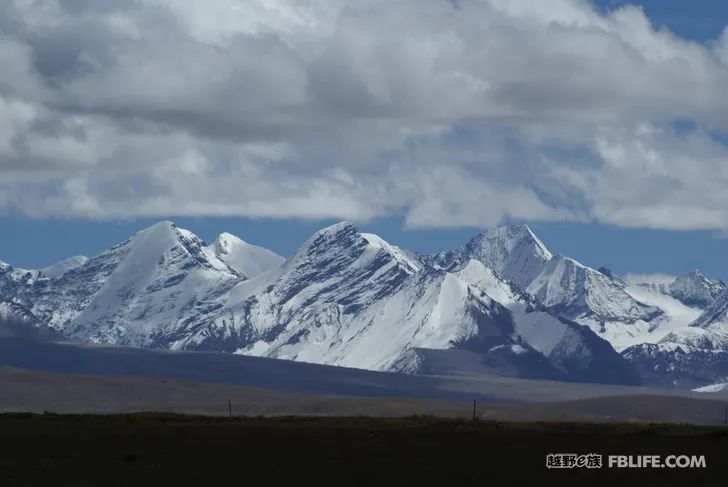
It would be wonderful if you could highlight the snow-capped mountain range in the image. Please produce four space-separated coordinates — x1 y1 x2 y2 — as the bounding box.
1 221 726 389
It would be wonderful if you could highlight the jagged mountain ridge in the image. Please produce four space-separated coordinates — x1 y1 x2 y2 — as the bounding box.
40 256 89 279
636 271 727 309
692 290 728 329
188 223 637 384
618 280 728 388
431 225 663 351
0 220 723 388
1 222 266 347
668 271 726 308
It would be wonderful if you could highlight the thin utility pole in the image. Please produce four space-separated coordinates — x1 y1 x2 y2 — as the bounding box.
228 398 232 418
724 403 727 427
472 399 477 421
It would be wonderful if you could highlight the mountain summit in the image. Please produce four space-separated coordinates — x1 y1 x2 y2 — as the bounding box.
462 225 553 289
0 220 723 388
434 224 661 349
668 271 726 308
207 232 283 279
1 221 243 347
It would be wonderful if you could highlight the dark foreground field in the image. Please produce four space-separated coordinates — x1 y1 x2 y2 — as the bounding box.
3 414 728 486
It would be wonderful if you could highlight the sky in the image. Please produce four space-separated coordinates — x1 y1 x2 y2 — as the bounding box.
0 0 727 279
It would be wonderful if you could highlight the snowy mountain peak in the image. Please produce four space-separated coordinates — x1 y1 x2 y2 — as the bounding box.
117 221 188 257
459 224 553 290
675 270 712 288
207 232 284 279
360 233 421 273
289 221 359 260
526 254 659 323
112 221 238 276
137 219 177 237
668 270 726 307
0 221 246 347
214 232 247 250
2 218 725 389
485 224 552 258
436 225 661 342
692 291 728 329
485 225 552 257
41 256 89 279
124 221 200 260
283 221 420 280
316 221 357 237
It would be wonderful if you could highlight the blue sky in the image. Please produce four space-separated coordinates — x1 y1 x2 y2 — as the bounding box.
2 215 726 281
0 0 727 280
594 0 728 42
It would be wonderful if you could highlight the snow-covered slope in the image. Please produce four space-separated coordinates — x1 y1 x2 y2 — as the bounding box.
0 299 59 339
623 284 728 388
40 256 89 279
173 224 638 384
449 260 640 384
632 271 726 307
434 225 662 350
0 220 722 388
433 225 552 289
667 271 726 308
5 222 245 347
526 255 661 324
621 282 703 345
0 261 40 292
692 290 728 329
180 222 424 356
620 287 728 388
206 233 283 279
0 261 17 296
0 300 40 336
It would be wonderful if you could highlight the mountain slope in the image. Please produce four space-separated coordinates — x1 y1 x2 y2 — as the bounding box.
668 271 726 308
6 222 245 348
449 259 641 384
434 225 662 350
431 225 552 289
206 233 283 279
622 281 704 343
692 290 728 329
621 289 728 388
1 220 720 388
40 256 89 279
174 224 639 384
177 222 423 355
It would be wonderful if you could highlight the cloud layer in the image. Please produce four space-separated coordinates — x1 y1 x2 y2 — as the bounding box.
1 0 728 230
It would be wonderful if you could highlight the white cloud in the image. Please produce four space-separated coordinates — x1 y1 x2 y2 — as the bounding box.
0 0 727 230
622 273 677 285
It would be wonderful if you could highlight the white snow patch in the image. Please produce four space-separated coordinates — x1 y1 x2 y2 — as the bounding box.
693 383 728 393
510 304 570 356
207 232 284 278
361 233 421 273
592 283 707 351
41 255 89 279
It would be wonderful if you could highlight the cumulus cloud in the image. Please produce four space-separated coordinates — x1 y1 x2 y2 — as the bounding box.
0 0 727 230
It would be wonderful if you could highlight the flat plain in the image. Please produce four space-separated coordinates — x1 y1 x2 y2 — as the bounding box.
3 414 728 486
